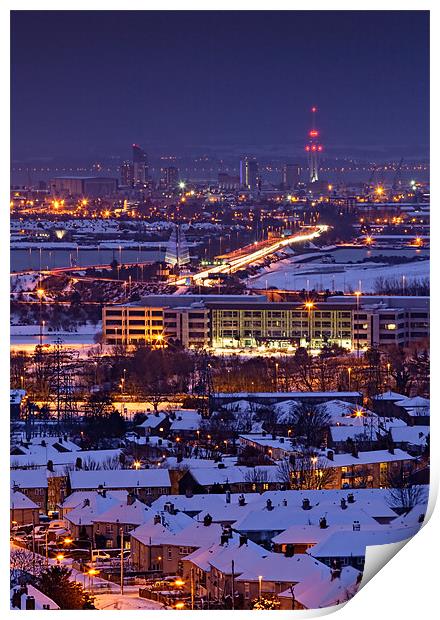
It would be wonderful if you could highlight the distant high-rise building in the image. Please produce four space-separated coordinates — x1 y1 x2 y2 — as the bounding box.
160 166 179 190
240 156 259 190
305 107 323 183
120 161 134 187
132 144 148 185
282 163 301 189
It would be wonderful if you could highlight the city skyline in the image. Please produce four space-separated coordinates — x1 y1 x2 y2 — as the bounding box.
11 11 429 162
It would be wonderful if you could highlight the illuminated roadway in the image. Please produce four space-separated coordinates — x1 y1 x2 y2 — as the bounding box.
174 225 328 285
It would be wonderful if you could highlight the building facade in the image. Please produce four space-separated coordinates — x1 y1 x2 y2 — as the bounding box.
102 295 429 351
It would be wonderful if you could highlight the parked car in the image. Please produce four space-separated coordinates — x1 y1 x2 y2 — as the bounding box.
91 550 111 562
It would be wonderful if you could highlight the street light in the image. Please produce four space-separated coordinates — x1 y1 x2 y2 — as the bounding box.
304 301 315 349
37 288 45 346
133 460 141 470
56 553 64 564
87 568 100 594
347 367 352 391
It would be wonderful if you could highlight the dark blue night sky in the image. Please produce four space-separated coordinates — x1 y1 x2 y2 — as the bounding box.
11 10 429 162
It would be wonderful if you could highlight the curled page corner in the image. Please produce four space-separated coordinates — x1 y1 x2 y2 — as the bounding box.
359 536 413 591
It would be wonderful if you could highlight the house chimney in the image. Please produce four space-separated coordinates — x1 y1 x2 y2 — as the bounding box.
83 498 90 508
266 499 273 511
327 450 334 461
340 498 347 510
164 501 175 515
203 513 213 527
47 460 54 472
239 534 248 547
319 516 328 529
353 520 360 531
154 514 162 525
226 490 231 504
25 596 36 610
347 493 355 504
220 532 229 546
238 494 246 507
282 499 288 507
127 492 136 506
331 566 342 580
302 498 311 510
185 487 193 498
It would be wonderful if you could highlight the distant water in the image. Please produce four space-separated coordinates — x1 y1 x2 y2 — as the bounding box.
10 247 166 271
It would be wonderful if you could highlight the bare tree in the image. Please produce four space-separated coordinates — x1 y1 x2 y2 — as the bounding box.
277 453 336 490
385 464 427 514
10 548 45 583
290 402 331 448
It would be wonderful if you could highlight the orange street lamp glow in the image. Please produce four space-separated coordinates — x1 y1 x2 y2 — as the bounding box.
175 602 185 609
304 301 315 311
56 553 64 563
375 186 384 196
37 288 45 298
88 568 100 576
174 579 185 587
133 460 141 470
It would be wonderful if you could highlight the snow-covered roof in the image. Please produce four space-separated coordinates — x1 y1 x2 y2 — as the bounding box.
191 535 269 575
92 499 151 525
170 410 202 431
318 448 414 468
329 426 378 443
60 490 127 510
373 390 407 401
167 521 224 548
395 396 430 408
10 469 48 489
131 511 193 545
10 448 122 470
69 469 171 490
281 565 361 609
309 526 420 558
236 552 326 583
137 412 167 428
10 489 39 510
390 426 430 445
11 585 60 610
64 492 128 526
233 502 379 533
188 465 278 486
239 434 293 452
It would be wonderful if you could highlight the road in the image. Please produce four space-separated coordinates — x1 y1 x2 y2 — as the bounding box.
174 225 328 285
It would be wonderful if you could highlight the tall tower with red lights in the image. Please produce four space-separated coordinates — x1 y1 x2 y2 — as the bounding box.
305 106 323 183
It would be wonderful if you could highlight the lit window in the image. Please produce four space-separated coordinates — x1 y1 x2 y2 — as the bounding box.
386 324 397 330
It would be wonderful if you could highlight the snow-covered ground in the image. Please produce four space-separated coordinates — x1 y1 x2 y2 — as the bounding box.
248 258 429 293
93 587 165 610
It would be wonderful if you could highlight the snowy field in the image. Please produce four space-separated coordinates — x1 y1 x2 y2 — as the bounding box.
248 257 429 293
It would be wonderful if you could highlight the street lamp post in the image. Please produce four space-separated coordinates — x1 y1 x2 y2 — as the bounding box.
120 527 124 595
258 575 263 600
354 291 362 358
347 367 352 391
37 288 44 346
